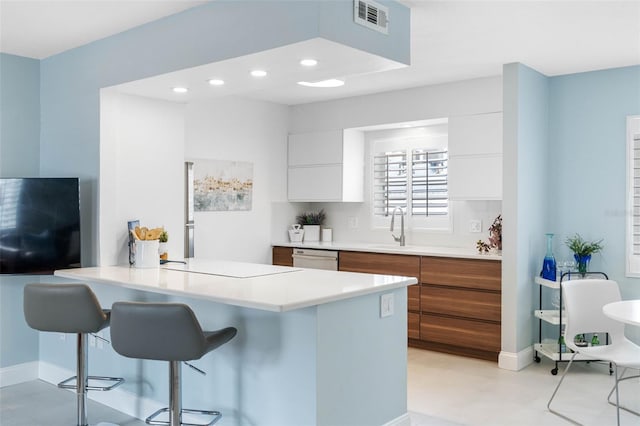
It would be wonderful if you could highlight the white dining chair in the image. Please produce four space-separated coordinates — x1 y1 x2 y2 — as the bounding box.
547 278 640 425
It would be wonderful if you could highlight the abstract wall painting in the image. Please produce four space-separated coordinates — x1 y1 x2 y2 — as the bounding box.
193 159 253 212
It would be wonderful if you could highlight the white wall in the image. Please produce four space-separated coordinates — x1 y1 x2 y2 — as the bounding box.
99 90 185 266
287 76 503 248
185 96 289 264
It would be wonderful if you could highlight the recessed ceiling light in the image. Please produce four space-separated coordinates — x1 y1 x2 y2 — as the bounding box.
208 79 225 86
172 87 188 93
300 59 318 67
250 70 267 78
297 79 345 88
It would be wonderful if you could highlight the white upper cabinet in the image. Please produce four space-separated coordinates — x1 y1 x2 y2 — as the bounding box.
288 130 344 166
288 129 364 202
448 112 503 200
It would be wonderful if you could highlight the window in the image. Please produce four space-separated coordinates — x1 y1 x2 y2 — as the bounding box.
411 149 448 217
373 147 449 229
373 151 407 216
626 116 640 276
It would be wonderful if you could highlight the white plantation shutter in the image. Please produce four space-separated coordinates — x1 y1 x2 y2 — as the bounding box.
411 149 448 216
373 151 407 216
626 116 640 276
633 135 640 255
373 149 448 217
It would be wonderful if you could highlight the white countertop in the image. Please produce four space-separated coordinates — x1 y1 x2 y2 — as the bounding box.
54 259 417 312
273 241 502 261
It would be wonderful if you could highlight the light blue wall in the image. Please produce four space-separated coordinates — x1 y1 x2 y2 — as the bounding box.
0 53 40 177
317 288 407 425
504 64 640 359
319 0 410 66
502 63 550 355
549 66 640 298
0 53 41 369
0 276 39 368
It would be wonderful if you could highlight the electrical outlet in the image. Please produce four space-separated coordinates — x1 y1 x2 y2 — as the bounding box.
58 333 66 342
380 293 394 318
469 220 482 233
348 216 359 229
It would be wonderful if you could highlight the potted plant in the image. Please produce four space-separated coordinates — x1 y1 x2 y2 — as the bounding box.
476 214 502 253
565 233 603 275
158 230 169 261
296 209 326 242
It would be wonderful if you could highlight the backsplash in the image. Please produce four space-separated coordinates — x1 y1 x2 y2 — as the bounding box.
274 200 502 250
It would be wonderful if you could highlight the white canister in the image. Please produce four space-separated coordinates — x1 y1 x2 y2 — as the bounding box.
303 225 320 242
133 240 160 268
322 228 333 242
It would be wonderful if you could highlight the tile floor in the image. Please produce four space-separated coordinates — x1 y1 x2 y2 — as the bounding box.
407 348 639 426
1 348 638 425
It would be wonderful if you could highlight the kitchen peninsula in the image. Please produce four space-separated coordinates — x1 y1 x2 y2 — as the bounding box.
54 259 417 426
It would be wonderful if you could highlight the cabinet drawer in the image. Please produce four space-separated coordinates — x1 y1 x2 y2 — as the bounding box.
408 312 420 340
272 246 293 267
420 314 500 353
339 251 420 277
408 284 420 312
421 257 501 291
421 286 500 322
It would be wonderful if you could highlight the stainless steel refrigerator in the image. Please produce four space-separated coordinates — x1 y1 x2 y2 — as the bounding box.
184 162 195 258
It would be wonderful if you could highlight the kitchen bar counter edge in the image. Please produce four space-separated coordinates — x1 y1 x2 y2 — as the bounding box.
54 264 417 312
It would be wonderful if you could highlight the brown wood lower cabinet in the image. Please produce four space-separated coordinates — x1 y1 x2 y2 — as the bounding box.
273 246 502 362
418 313 501 356
415 256 502 361
408 312 420 340
421 286 501 322
272 246 293 267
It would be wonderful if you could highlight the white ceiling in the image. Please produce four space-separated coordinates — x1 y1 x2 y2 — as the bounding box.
1 1 639 105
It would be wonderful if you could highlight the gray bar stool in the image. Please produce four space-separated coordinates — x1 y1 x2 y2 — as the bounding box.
23 283 125 426
110 302 237 426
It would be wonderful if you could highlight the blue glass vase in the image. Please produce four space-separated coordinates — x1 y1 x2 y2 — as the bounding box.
574 253 591 275
541 233 557 281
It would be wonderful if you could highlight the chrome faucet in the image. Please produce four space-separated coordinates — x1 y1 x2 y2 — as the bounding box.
390 206 405 246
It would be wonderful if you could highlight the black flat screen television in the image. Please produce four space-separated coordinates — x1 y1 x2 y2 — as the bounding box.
0 178 81 274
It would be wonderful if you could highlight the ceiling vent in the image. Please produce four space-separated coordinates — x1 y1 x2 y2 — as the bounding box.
354 0 389 35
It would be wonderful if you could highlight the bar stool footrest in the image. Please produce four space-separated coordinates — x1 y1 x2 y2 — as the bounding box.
145 407 222 426
58 375 125 391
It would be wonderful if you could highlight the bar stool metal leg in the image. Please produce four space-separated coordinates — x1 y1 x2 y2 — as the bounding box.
77 333 88 426
170 361 182 426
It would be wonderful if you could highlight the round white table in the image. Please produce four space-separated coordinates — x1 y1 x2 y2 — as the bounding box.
602 300 640 326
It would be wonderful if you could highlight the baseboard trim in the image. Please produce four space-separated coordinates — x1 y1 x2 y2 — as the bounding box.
38 361 162 421
382 412 411 426
498 346 534 371
0 361 39 387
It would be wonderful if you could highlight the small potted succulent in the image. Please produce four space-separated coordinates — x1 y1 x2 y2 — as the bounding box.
158 230 169 261
565 233 603 275
296 209 326 242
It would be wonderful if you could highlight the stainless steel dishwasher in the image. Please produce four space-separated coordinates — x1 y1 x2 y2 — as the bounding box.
292 248 338 270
